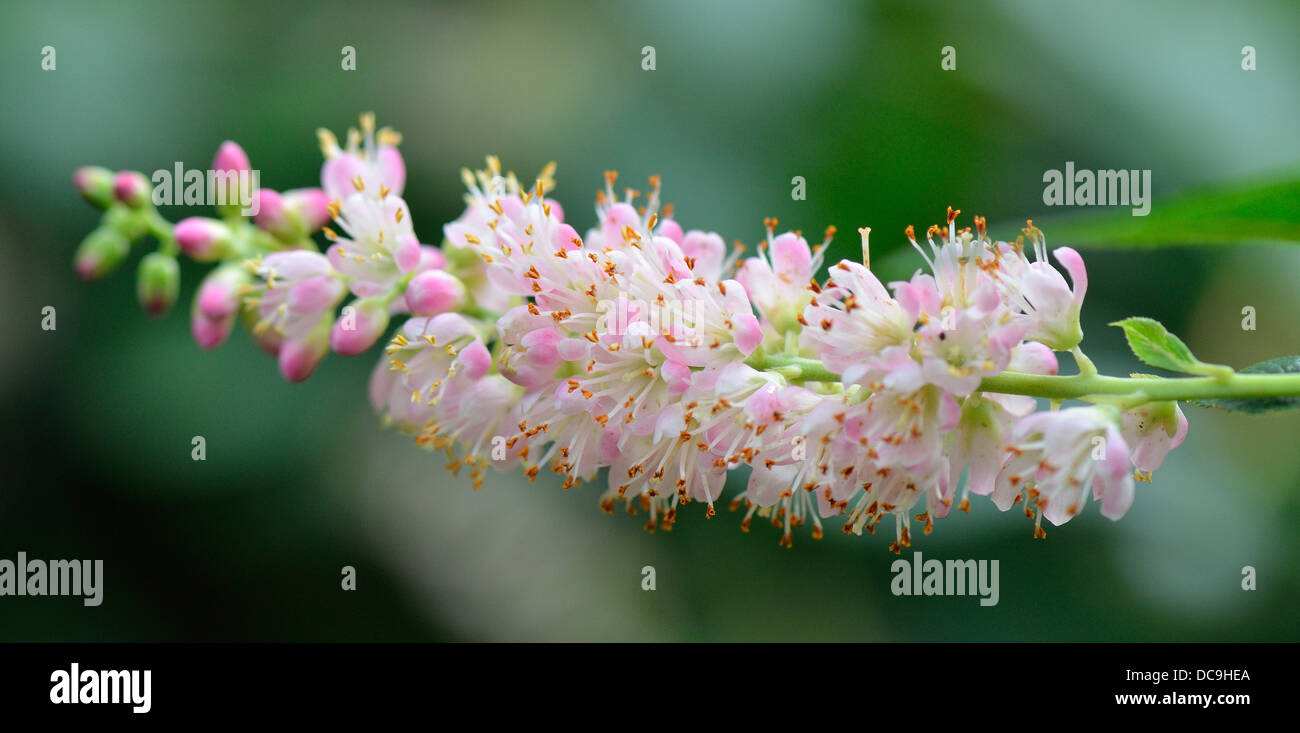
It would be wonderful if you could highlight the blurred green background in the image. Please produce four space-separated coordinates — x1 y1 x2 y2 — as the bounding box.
1 0 1298 641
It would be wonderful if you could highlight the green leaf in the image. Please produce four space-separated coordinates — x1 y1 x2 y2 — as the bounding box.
1110 317 1233 377
1194 356 1300 414
1043 175 1300 248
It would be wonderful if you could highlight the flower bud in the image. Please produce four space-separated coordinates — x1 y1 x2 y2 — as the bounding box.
254 187 330 242
415 245 446 273
212 141 251 175
288 188 332 231
1121 400 1188 473
330 297 391 356
73 166 116 209
405 269 466 316
191 309 234 350
211 141 253 218
191 265 247 349
174 217 232 261
136 252 180 316
279 315 331 382
195 264 249 321
240 305 283 356
113 171 152 209
74 227 130 281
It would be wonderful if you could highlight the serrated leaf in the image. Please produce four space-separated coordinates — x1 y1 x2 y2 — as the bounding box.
1194 355 1300 414
1110 317 1232 377
1042 175 1300 248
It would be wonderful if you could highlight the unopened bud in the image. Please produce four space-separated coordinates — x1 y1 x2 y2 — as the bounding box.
330 297 391 356
73 166 116 209
174 217 233 262
74 227 130 281
113 171 151 208
241 304 284 356
254 188 330 243
195 264 249 321
212 141 251 175
192 266 247 349
212 141 254 218
279 315 331 382
405 269 465 316
136 252 180 316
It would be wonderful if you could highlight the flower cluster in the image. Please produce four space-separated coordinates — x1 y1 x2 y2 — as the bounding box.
72 114 1190 551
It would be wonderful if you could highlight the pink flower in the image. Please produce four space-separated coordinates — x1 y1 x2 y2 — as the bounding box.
1010 225 1087 350
325 192 422 297
736 228 827 335
371 314 492 425
73 122 1205 552
1121 401 1189 474
994 406 1135 532
318 113 407 201
801 259 914 387
246 251 346 341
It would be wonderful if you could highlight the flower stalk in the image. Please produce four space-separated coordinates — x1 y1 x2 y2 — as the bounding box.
749 352 1300 405
69 113 1300 551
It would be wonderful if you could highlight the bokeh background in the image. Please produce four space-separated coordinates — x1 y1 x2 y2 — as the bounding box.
2 0 1298 641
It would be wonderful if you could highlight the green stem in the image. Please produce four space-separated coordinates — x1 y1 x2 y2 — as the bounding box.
747 354 843 383
145 210 178 257
978 371 1300 403
1070 345 1098 377
747 353 1300 405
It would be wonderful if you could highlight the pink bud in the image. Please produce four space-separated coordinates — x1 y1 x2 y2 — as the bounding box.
415 245 446 272
254 189 284 228
113 171 150 208
196 266 246 321
405 270 466 315
256 188 331 242
212 141 251 174
191 312 234 350
329 299 391 356
656 218 684 244
284 188 331 231
174 217 231 261
278 323 330 382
